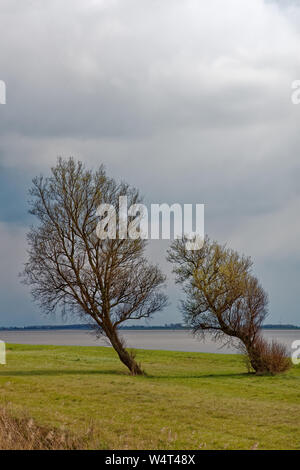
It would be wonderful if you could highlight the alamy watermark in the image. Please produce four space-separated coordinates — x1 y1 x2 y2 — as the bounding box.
0 80 6 104
291 80 300 104
96 198 204 250
0 341 6 365
291 340 300 365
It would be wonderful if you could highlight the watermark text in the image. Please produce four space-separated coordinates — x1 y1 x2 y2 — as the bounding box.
0 80 6 104
96 198 204 250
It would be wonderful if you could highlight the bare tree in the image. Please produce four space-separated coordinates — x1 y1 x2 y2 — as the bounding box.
22 158 167 375
167 236 290 374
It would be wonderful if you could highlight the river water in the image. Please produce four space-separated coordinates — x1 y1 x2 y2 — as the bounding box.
0 329 299 354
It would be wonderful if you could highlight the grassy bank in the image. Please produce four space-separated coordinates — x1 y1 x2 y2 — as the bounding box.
0 344 299 450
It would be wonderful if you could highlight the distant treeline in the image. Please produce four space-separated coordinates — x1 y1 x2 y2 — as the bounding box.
0 323 299 331
262 324 300 330
0 323 186 331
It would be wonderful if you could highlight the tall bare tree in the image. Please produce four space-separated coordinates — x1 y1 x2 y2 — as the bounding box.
168 236 289 374
22 158 167 375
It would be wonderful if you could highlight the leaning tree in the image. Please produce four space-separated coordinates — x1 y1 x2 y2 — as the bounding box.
22 158 167 375
167 236 290 374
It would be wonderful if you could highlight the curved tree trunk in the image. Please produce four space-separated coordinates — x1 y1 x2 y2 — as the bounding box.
105 327 144 376
247 346 264 373
243 339 266 374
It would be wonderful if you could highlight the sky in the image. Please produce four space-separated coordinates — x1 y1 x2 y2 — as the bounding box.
0 0 300 326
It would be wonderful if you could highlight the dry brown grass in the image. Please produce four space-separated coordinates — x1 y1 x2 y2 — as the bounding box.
0 406 92 450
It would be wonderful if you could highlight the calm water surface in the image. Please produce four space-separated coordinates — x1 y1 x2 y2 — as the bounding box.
0 329 299 354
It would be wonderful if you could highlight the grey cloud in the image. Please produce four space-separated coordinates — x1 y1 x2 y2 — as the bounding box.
0 0 298 139
0 0 300 325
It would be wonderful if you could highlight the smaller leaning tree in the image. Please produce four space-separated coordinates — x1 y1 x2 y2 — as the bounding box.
22 158 168 375
167 236 291 375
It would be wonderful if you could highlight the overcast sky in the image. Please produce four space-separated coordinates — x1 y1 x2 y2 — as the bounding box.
0 0 300 326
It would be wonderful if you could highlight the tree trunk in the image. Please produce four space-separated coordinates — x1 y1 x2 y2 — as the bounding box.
105 327 144 376
244 339 266 374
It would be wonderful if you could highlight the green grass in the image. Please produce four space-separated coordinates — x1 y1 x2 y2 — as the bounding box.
0 343 299 450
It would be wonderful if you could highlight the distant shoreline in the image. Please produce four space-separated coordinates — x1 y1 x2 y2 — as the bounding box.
0 323 299 331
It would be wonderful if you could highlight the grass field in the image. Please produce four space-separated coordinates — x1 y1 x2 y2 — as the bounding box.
0 343 299 450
